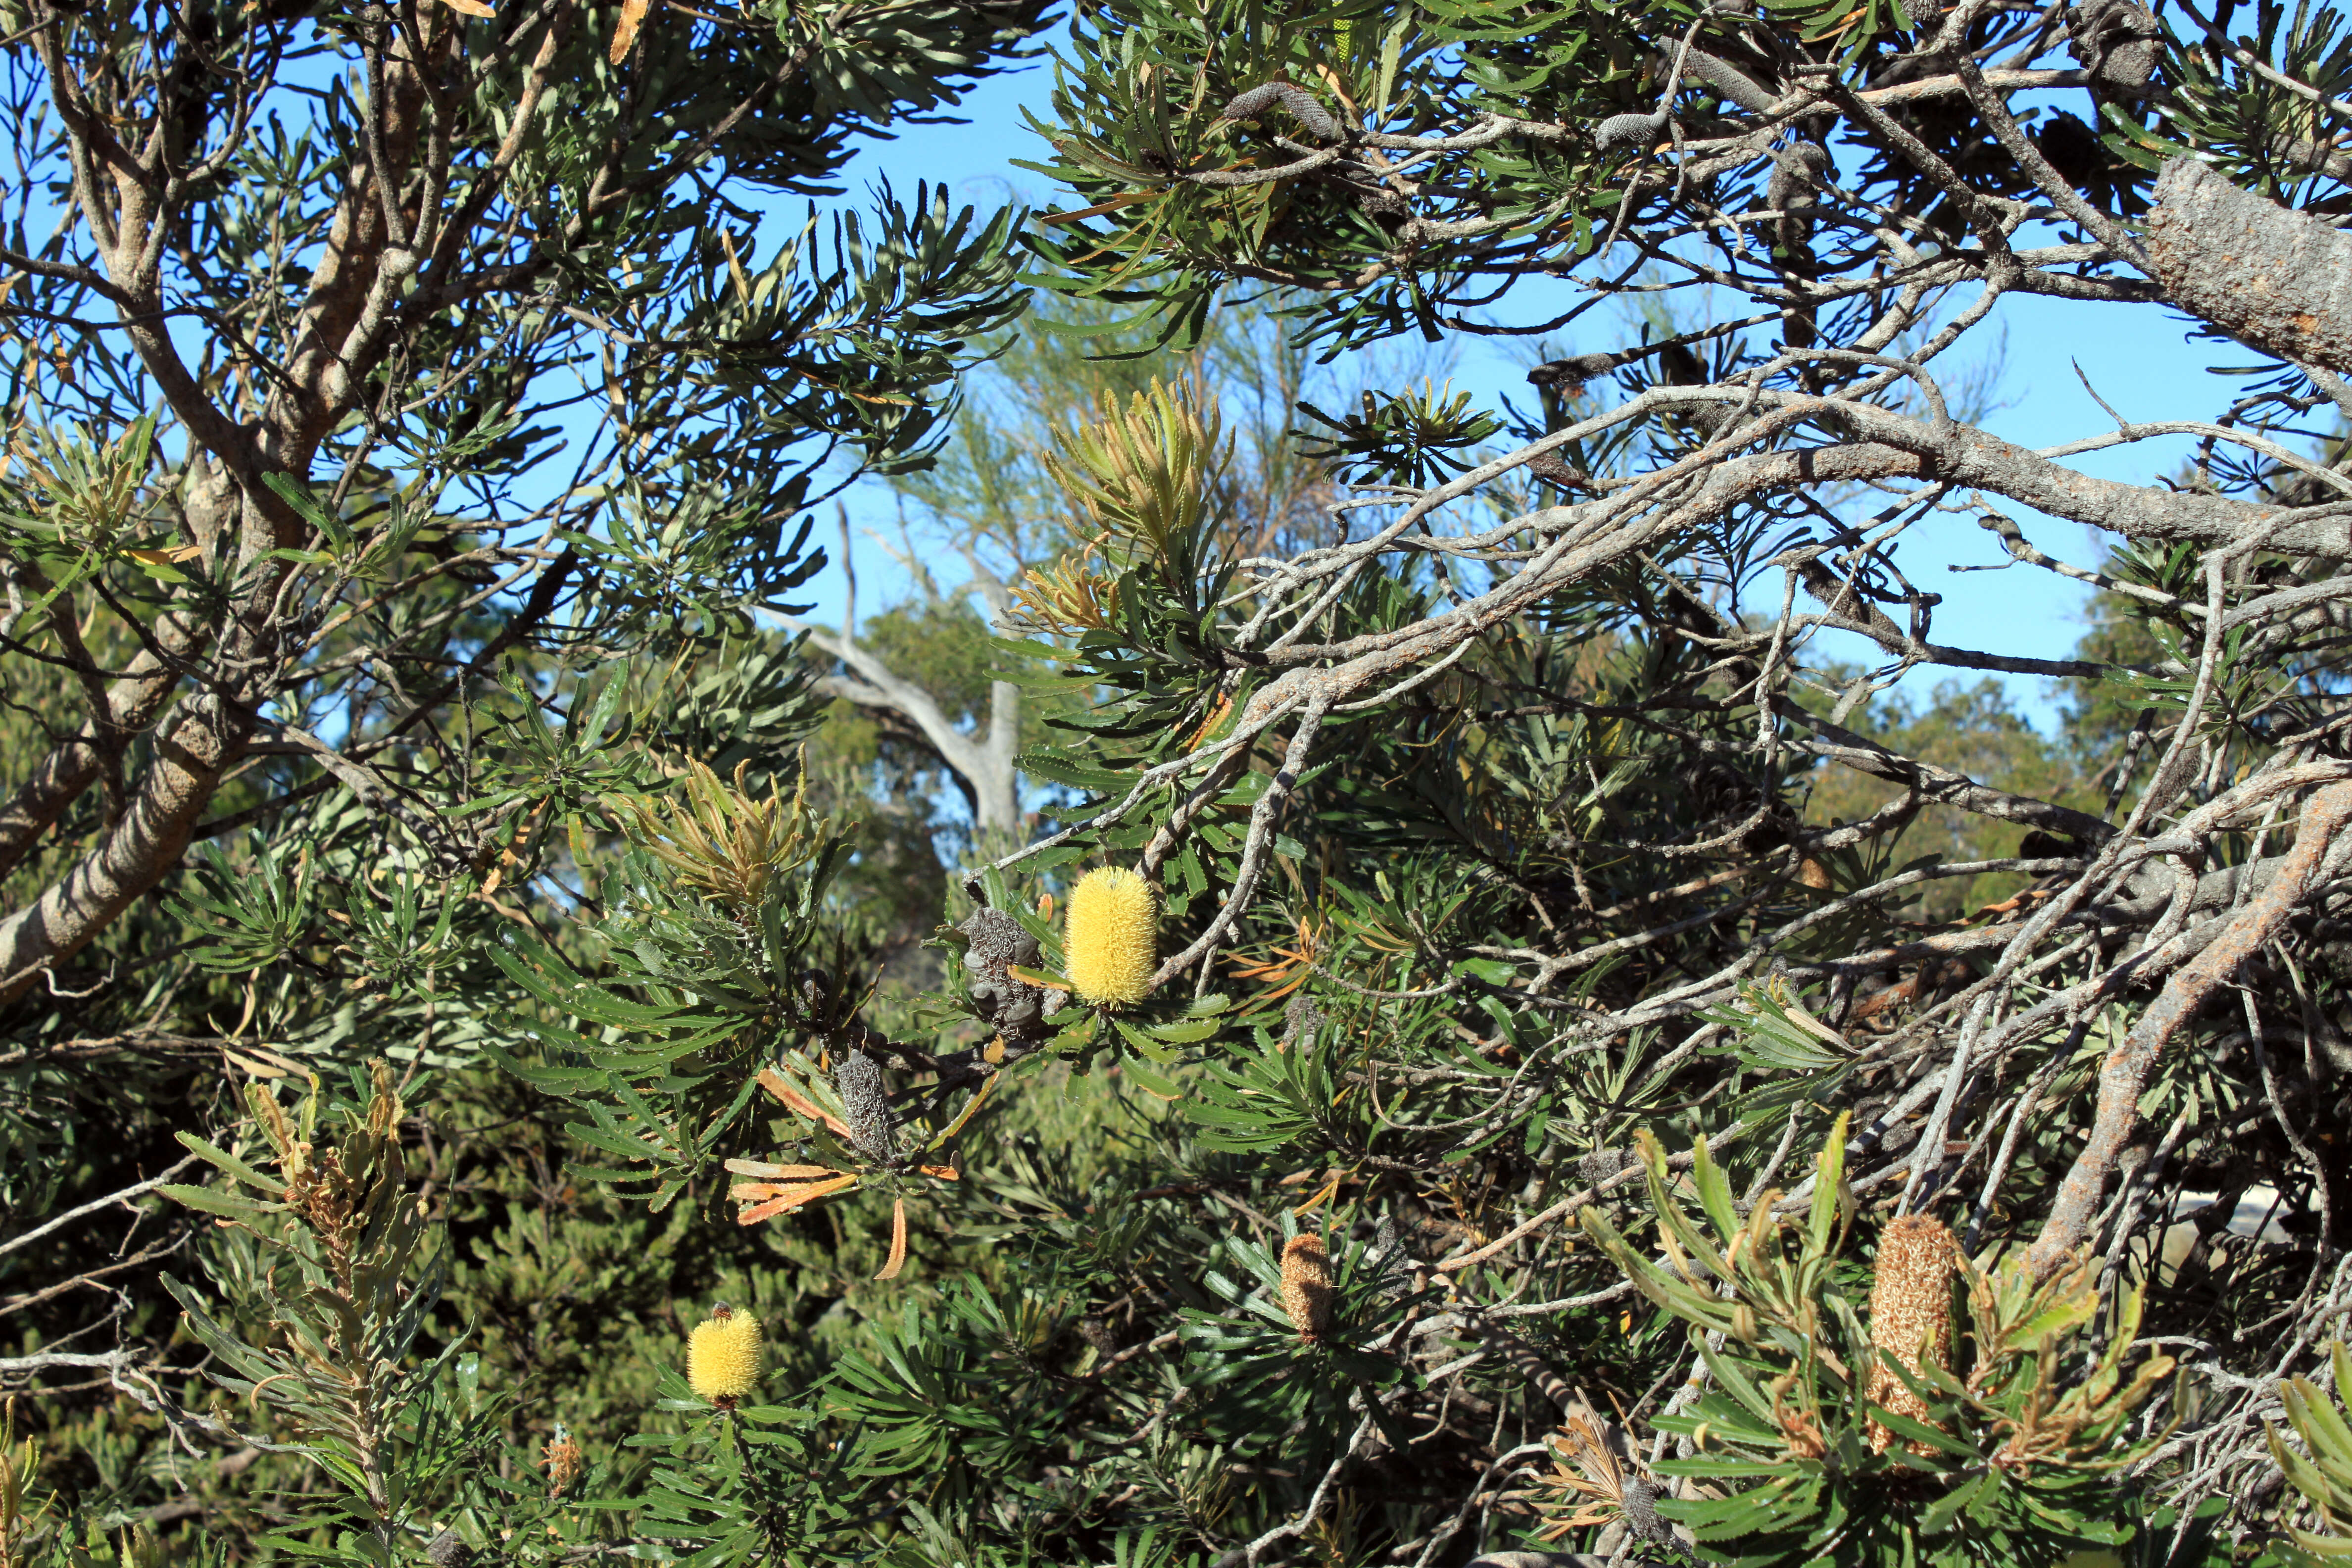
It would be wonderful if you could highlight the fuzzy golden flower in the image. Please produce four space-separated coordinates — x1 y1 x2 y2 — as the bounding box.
1865 1214 1958 1453
1065 866 1158 1006
686 1306 763 1405
1279 1234 1335 1341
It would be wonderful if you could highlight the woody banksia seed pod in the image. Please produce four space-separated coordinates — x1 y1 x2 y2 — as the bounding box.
1280 1234 1335 1341
1065 866 1158 1006
1580 1146 1631 1190
1367 1214 1416 1301
834 1050 896 1166
1619 1474 1667 1547
1864 1214 1958 1453
958 906 1045 1038
687 1303 763 1406
1218 81 1340 142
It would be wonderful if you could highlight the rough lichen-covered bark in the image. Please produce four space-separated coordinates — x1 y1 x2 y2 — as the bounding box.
2145 156 2352 374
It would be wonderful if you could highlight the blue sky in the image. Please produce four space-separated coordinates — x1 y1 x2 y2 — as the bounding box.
814 37 2251 731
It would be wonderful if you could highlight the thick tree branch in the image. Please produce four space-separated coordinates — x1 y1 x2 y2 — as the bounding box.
2025 780 2352 1279
0 688 251 1003
2145 156 2352 376
796 620 1021 833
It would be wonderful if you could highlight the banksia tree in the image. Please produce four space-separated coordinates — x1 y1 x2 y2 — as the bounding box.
2 0 1046 1542
33 0 2352 1544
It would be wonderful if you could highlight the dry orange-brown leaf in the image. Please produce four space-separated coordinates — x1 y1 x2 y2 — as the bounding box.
731 1173 857 1225
608 0 649 62
724 1157 841 1180
875 1197 909 1280
756 1067 855 1139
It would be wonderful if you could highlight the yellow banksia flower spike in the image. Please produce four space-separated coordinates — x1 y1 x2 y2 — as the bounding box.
686 1303 763 1407
1065 866 1158 1006
1280 1233 1335 1341
1864 1214 1958 1453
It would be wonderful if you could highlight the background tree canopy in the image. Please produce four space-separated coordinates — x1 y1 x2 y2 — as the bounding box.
11 0 2352 1563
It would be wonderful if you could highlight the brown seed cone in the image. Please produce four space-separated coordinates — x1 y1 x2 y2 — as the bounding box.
1279 1234 1335 1341
1865 1214 1959 1453
835 1050 897 1166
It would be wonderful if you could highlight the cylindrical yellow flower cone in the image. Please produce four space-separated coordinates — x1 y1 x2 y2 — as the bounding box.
1864 1214 1957 1453
687 1304 763 1406
1065 866 1158 1006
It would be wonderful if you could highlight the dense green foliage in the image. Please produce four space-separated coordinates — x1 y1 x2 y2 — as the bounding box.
13 0 2352 1560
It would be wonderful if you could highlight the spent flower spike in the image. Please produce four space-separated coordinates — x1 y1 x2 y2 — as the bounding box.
1866 1214 1959 1454
1279 1233 1334 1341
